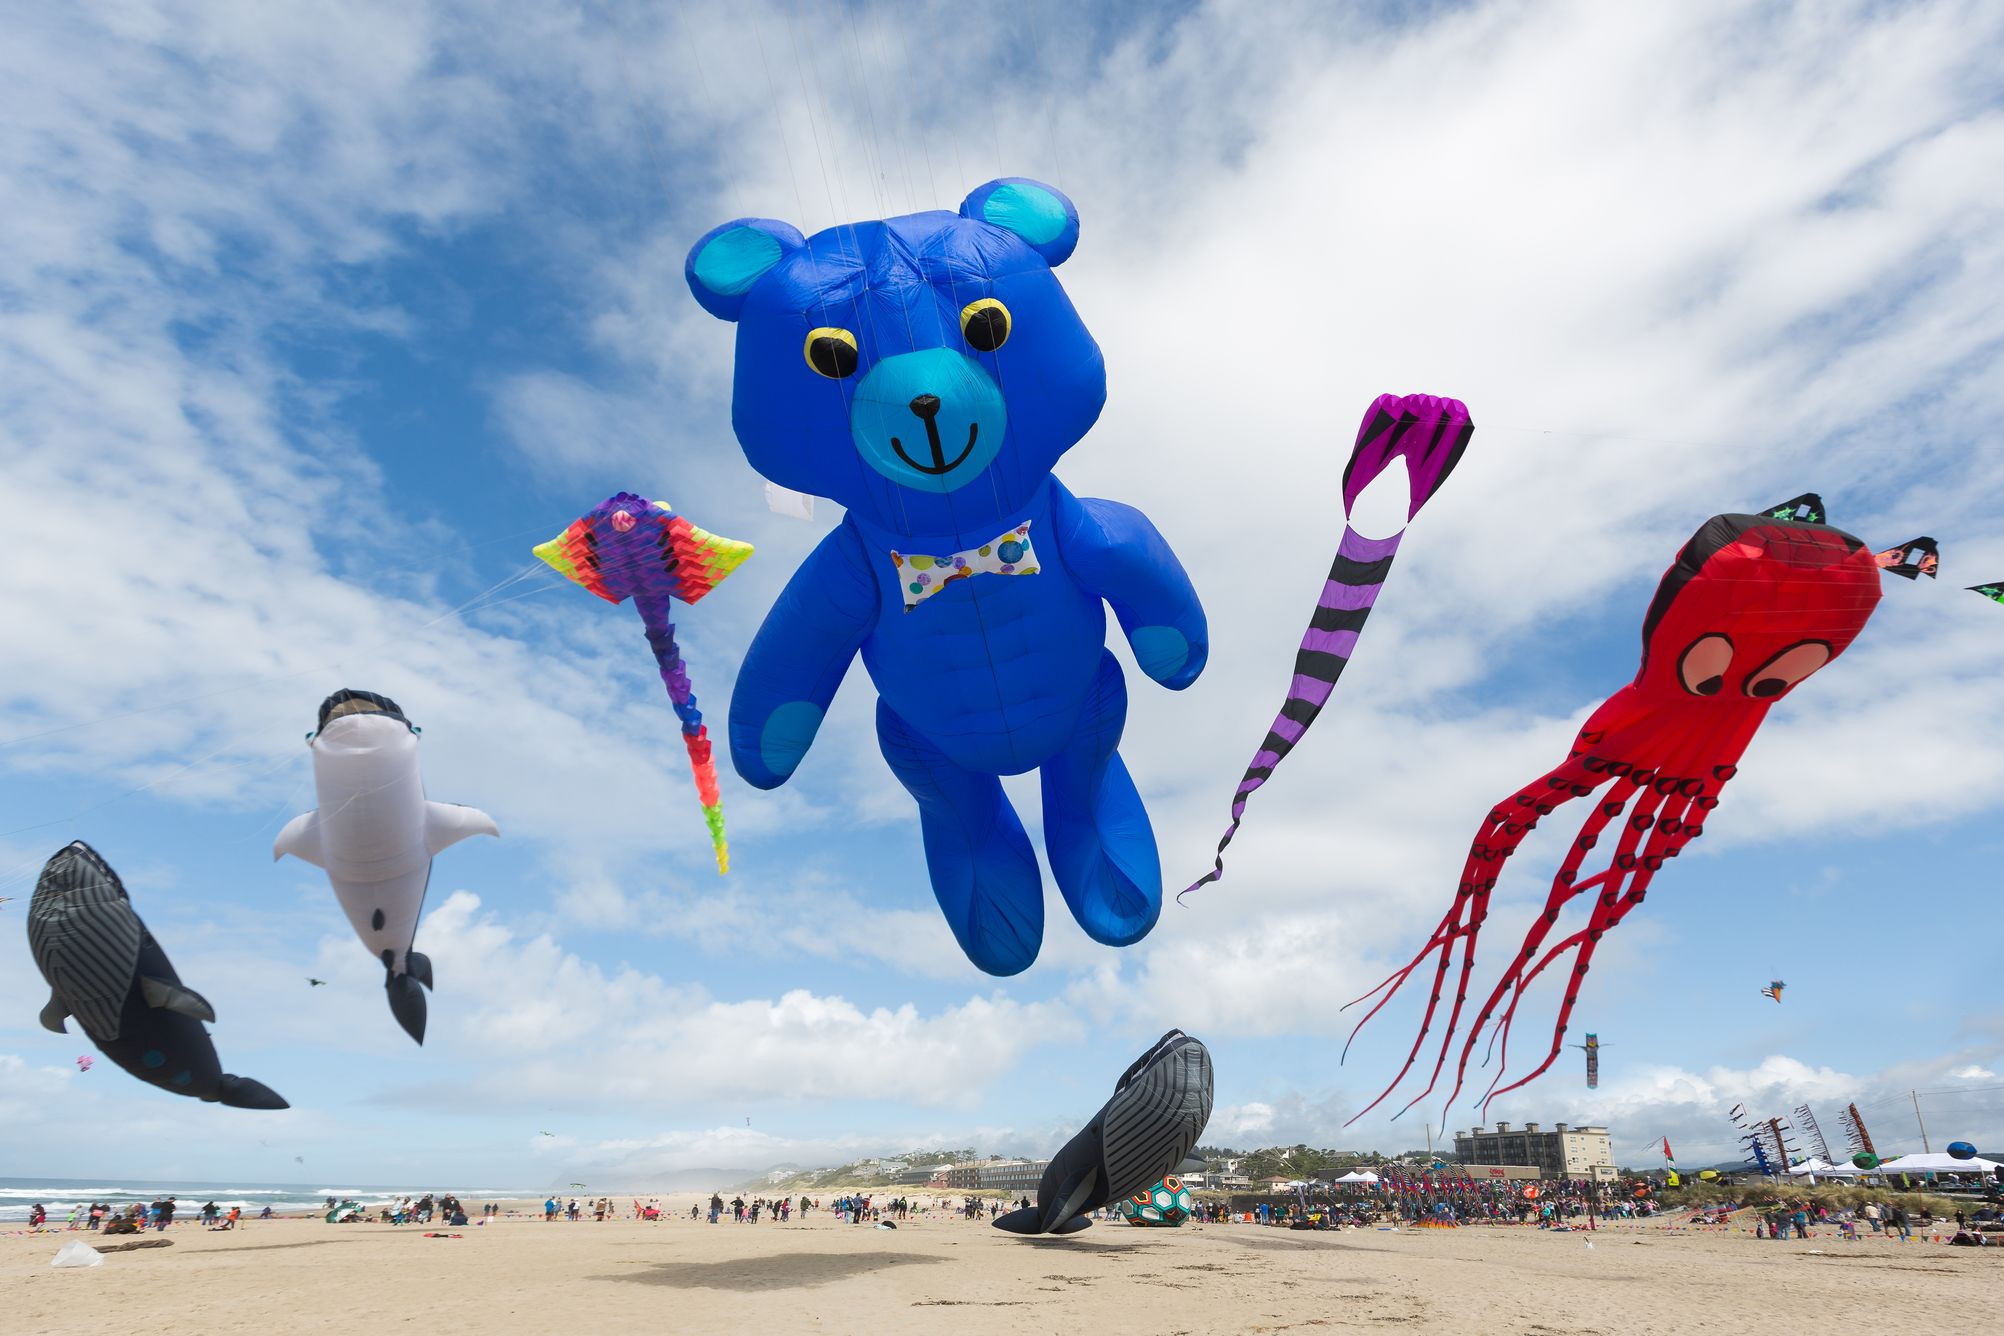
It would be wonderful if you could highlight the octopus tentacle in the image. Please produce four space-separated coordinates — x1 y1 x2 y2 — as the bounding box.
1388 761 1642 1118
1456 778 1683 1108
1470 788 1698 1109
1455 706 1747 1108
1477 825 1689 1111
1338 753 1599 1121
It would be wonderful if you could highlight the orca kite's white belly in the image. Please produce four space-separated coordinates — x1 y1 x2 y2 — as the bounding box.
276 713 496 975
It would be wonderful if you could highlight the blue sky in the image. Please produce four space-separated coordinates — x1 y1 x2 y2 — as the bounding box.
3 0 2002 1187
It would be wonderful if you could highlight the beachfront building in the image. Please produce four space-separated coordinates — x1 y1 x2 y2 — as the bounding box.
1183 1168 1252 1191
1452 1122 1617 1181
977 1159 1051 1193
935 1161 986 1190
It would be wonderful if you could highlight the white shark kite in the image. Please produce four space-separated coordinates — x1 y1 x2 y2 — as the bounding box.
276 690 497 1043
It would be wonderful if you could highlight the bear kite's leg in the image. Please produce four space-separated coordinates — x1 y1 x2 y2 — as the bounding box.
1041 651 1163 949
876 701 1044 976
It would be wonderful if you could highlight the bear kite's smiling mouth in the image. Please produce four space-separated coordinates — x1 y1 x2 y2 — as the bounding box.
890 401 979 476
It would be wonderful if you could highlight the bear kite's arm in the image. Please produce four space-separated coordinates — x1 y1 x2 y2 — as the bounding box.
728 521 878 789
1054 488 1208 691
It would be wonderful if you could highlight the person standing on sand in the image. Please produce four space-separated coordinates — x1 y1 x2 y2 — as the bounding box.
709 1193 723 1224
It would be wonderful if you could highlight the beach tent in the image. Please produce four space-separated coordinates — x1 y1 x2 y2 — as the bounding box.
1874 1152 1999 1175
1786 1159 1860 1180
1332 1170 1380 1184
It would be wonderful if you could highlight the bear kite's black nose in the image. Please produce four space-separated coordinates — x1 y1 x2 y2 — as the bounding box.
908 394 941 420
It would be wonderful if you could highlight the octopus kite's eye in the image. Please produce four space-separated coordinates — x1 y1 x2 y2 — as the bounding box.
1744 641 1832 698
960 298 1010 351
1676 634 1734 696
803 327 859 378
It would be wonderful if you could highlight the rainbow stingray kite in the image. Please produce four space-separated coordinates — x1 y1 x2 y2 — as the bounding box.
536 493 753 873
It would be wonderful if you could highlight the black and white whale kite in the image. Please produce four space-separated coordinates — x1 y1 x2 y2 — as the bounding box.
995 1029 1213 1236
29 841 287 1109
276 690 497 1044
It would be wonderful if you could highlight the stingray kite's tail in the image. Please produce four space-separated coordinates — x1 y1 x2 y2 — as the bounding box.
636 591 729 873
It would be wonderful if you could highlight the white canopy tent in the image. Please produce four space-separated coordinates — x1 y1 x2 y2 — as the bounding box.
1874 1152 2000 1175
1786 1158 1862 1180
1332 1170 1380 1184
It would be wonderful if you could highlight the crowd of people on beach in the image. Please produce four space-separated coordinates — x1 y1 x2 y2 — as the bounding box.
21 1196 273 1233
1745 1198 2002 1245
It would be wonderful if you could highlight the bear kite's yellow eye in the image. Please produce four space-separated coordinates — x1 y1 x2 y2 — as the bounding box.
960 299 1010 352
804 327 859 379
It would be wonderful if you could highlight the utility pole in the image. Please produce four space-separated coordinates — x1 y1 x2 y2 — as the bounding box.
1425 1123 1433 1155
1910 1090 1931 1153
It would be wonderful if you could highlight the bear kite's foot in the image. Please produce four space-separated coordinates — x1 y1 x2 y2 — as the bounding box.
877 703 1044 976
1046 749 1162 947
1042 653 1163 948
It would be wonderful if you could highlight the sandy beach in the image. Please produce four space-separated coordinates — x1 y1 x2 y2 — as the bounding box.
4 1195 1995 1335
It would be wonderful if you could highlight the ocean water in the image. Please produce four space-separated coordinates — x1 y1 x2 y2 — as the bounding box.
0 1178 536 1224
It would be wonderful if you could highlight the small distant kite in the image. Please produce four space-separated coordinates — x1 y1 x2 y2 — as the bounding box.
1968 582 2004 605
539 1130 556 1138
1761 980 1786 1003
306 978 326 987
537 493 753 874
1571 1032 1605 1089
1873 537 1938 580
76 1055 93 1072
295 1156 305 1164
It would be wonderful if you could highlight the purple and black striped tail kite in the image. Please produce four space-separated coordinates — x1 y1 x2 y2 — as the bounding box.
1183 393 1473 898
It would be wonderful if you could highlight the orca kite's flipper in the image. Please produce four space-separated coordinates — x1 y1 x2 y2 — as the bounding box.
387 971 427 1044
140 975 216 1022
405 950 434 990
424 802 499 856
1050 1215 1094 1235
215 1074 289 1110
992 1208 1041 1235
273 811 327 867
39 990 68 1034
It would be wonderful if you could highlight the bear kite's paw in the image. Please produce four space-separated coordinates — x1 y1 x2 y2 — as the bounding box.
1129 625 1203 690
735 700 825 788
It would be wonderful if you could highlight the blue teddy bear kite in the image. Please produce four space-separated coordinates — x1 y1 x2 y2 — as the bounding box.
686 178 1207 976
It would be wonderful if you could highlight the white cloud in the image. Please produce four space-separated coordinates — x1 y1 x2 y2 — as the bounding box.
389 892 1081 1109
1208 1100 1277 1141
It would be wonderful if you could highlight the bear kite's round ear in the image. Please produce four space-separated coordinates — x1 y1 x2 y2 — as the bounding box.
685 218 807 321
960 179 1079 266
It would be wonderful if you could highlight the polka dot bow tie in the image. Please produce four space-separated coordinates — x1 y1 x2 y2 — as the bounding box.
892 521 1039 612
